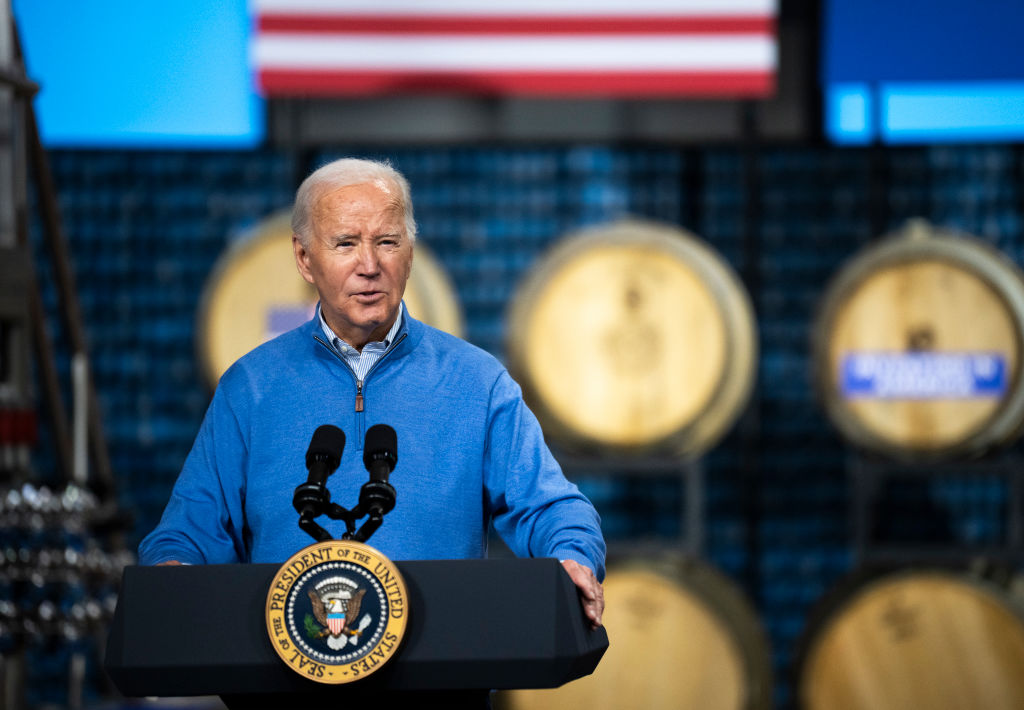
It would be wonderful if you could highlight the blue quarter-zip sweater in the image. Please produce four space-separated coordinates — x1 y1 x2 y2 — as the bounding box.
139 310 606 580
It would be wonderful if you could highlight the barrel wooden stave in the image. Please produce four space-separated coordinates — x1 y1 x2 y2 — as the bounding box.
507 219 756 457
798 569 1024 710
813 220 1024 460
829 260 1016 448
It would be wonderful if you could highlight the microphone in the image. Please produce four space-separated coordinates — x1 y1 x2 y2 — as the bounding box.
363 424 398 483
292 425 346 520
359 424 397 518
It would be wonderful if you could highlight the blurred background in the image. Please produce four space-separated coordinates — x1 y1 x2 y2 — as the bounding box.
4 0 1024 709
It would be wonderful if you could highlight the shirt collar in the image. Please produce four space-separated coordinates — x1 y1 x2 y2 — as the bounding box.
317 303 404 352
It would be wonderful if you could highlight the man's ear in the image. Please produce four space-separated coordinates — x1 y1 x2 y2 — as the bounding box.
293 235 315 285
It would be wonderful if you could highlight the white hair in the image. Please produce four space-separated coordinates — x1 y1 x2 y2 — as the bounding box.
291 158 417 247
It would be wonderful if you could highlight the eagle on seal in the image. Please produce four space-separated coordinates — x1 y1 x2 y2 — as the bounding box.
309 587 366 646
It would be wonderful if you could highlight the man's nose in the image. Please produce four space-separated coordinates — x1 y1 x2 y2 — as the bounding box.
355 243 381 275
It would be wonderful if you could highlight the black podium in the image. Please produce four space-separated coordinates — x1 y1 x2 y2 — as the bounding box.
105 558 607 706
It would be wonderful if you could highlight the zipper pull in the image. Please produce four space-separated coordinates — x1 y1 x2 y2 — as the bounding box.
355 380 364 412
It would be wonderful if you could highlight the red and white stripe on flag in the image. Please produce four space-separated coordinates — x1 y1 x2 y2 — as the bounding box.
328 614 345 635
252 0 777 98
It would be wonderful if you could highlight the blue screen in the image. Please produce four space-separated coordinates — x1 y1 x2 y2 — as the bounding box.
14 0 264 148
823 0 1024 144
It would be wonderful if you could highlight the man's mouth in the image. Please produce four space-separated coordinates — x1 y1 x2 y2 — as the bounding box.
353 291 385 301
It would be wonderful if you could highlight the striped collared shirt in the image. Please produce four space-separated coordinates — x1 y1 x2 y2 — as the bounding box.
318 305 404 382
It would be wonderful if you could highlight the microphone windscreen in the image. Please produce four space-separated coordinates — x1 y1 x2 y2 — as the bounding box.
306 424 346 466
363 424 397 469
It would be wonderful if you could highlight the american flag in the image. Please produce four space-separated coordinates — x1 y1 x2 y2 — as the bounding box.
252 0 777 98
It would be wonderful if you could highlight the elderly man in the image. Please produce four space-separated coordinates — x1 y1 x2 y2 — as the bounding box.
139 158 605 631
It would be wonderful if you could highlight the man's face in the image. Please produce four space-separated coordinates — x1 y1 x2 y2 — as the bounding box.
293 180 413 348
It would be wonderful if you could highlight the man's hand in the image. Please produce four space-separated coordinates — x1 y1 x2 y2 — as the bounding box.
156 560 183 566
560 559 604 629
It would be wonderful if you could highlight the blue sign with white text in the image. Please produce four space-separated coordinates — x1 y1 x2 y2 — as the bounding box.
841 352 1007 399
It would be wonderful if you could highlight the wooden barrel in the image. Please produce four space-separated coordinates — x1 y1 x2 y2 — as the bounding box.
196 210 464 388
495 558 772 710
796 567 1024 710
506 220 757 457
812 219 1024 460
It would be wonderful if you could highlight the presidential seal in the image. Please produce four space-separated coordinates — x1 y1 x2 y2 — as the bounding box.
265 540 408 684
